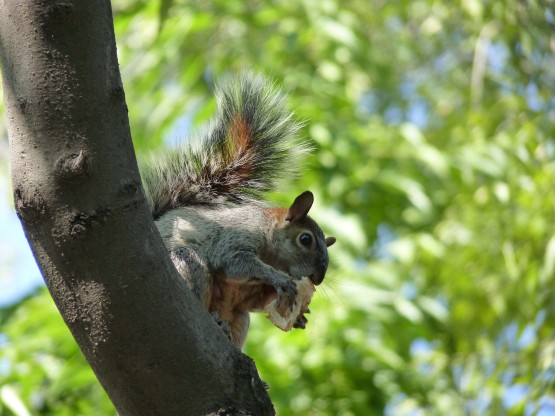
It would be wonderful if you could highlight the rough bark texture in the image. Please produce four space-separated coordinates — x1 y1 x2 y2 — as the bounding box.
0 1 274 415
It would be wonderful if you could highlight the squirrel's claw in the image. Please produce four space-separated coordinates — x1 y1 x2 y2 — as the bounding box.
293 314 308 329
276 279 298 311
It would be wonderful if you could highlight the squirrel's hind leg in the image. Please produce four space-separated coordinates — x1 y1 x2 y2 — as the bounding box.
210 311 233 343
209 309 249 350
229 310 249 349
169 246 248 348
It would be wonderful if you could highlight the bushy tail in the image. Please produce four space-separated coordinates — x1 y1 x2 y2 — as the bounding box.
141 73 309 219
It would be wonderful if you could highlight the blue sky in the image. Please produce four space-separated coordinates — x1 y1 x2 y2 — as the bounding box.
0 174 42 306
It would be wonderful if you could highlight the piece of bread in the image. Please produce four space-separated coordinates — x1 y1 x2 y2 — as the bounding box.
265 277 315 331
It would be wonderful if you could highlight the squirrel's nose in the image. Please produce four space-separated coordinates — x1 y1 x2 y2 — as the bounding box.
309 275 323 285
310 261 328 285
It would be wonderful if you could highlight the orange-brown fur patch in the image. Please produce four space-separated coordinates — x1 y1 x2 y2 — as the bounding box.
229 115 256 183
209 274 277 344
210 276 277 316
263 207 288 224
230 116 251 152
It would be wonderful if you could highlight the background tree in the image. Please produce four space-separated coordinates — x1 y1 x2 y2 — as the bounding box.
1 0 555 415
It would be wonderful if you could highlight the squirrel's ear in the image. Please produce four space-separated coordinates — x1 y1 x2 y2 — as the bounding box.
325 237 336 247
286 191 314 222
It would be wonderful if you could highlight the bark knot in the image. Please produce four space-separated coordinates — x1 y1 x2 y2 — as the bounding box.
70 208 113 237
55 150 89 183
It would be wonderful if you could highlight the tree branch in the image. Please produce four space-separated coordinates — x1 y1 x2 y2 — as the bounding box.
0 1 273 414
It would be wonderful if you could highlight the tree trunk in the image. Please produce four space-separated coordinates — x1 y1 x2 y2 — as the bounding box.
0 1 273 415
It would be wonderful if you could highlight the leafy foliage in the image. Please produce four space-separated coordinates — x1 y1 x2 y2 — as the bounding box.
0 290 114 416
1 0 555 414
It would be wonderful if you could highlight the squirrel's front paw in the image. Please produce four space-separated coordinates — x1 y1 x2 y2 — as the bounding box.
275 279 298 311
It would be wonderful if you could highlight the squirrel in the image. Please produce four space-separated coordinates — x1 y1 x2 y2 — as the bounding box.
141 73 336 349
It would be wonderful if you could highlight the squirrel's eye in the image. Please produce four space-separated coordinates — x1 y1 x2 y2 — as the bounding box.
299 233 313 247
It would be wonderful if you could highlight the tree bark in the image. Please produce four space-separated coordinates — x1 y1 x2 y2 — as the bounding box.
0 1 273 415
